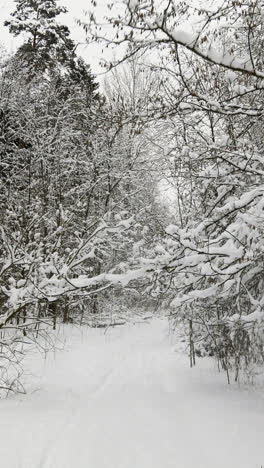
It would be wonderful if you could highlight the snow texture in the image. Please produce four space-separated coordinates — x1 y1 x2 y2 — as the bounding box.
0 318 263 468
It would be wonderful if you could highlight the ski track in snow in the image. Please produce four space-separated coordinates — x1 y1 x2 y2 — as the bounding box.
0 318 264 468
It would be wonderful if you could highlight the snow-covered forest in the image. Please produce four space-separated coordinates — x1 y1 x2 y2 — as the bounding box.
1 0 264 466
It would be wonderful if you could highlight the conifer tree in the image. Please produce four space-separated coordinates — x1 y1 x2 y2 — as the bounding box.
4 0 75 73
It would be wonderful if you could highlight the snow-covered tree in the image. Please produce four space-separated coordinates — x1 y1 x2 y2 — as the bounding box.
4 0 75 73
81 0 264 380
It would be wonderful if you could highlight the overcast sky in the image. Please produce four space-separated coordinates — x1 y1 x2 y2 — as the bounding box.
0 0 111 77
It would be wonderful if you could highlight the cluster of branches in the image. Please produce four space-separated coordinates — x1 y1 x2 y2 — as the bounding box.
0 0 170 394
82 0 264 381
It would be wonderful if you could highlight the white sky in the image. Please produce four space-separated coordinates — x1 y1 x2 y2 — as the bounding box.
0 0 111 78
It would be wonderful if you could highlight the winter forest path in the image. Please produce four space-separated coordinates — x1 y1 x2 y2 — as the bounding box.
0 318 264 468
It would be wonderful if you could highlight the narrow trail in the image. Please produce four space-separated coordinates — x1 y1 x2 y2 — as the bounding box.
0 318 263 468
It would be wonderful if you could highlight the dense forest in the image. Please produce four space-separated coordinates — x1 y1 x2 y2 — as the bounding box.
1 0 264 393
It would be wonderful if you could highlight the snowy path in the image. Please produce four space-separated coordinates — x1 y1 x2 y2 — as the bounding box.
0 318 264 468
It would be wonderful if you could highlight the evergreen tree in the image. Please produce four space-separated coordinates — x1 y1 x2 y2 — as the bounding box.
4 0 75 73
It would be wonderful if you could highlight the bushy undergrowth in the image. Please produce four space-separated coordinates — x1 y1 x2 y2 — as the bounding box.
171 308 264 384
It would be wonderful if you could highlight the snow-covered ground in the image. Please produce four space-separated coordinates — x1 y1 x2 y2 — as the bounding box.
0 317 264 468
